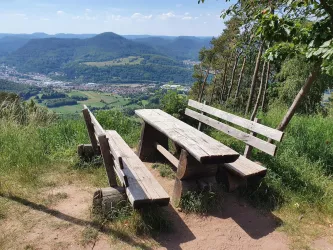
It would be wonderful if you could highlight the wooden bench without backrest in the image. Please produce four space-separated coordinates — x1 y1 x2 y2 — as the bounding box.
185 99 284 189
82 105 170 208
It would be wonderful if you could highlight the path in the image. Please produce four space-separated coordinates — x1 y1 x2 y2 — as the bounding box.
0 162 294 250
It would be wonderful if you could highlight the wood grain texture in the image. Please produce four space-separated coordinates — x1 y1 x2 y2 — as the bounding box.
135 109 239 164
188 99 284 142
244 118 260 158
224 155 267 177
185 108 277 156
98 135 118 187
82 107 99 155
138 122 169 162
155 143 179 167
176 149 218 180
106 130 170 208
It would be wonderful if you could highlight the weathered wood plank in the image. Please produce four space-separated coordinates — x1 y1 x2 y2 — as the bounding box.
82 106 99 155
106 130 169 208
84 105 104 137
135 109 239 164
176 149 218 180
185 108 277 156
98 134 118 187
188 99 284 142
155 143 179 167
224 155 267 177
244 118 260 158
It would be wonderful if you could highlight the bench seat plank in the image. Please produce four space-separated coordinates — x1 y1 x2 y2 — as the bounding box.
224 155 267 177
135 109 239 164
105 130 170 208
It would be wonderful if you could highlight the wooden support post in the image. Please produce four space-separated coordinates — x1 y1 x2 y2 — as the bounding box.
138 122 169 162
244 118 261 158
93 187 126 214
98 135 118 187
172 178 197 207
176 149 218 180
216 166 247 192
197 100 206 131
82 107 100 155
172 149 218 207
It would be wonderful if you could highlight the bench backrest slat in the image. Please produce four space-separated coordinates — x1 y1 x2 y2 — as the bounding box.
188 100 284 142
185 108 277 156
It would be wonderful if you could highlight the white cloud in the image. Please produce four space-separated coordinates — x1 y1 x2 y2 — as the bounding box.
111 15 123 21
40 18 50 21
182 16 193 20
194 17 199 20
57 10 65 15
86 8 91 12
158 12 175 20
14 13 26 17
131 13 152 20
72 15 81 20
184 12 190 16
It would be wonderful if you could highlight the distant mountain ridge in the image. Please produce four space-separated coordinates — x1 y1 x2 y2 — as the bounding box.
2 32 212 84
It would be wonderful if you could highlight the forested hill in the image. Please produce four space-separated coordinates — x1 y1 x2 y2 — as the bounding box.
5 32 160 72
3 32 210 84
133 36 212 60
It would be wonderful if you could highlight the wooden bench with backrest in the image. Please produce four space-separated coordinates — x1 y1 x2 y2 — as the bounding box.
135 101 284 204
135 108 240 206
82 105 169 208
185 99 284 190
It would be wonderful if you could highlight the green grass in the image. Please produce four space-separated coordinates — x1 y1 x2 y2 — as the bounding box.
35 91 130 114
151 163 175 179
84 56 144 67
179 191 223 214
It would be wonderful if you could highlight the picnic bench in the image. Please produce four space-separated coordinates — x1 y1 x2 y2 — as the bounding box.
135 100 284 205
81 105 170 209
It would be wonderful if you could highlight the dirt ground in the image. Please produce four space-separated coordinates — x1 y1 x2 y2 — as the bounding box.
0 162 331 250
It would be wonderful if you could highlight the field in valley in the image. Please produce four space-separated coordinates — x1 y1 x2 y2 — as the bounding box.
35 90 130 114
83 56 144 67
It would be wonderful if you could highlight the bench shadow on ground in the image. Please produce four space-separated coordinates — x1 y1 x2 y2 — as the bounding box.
154 205 196 250
0 193 156 250
0 192 196 250
210 191 282 240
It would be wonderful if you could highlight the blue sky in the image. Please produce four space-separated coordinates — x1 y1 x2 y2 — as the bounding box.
0 0 234 36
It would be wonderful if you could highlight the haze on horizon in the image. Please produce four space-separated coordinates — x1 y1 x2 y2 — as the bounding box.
0 0 233 37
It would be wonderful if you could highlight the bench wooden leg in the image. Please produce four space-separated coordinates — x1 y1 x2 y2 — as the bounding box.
217 167 247 192
172 178 197 207
98 135 118 187
138 122 168 162
172 149 218 207
82 108 100 155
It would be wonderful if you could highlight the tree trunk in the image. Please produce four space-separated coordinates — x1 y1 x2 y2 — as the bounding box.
220 62 228 104
235 55 247 98
245 41 265 115
276 65 321 132
227 55 240 99
209 77 217 104
250 61 267 121
261 61 271 111
221 76 228 103
198 69 210 103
